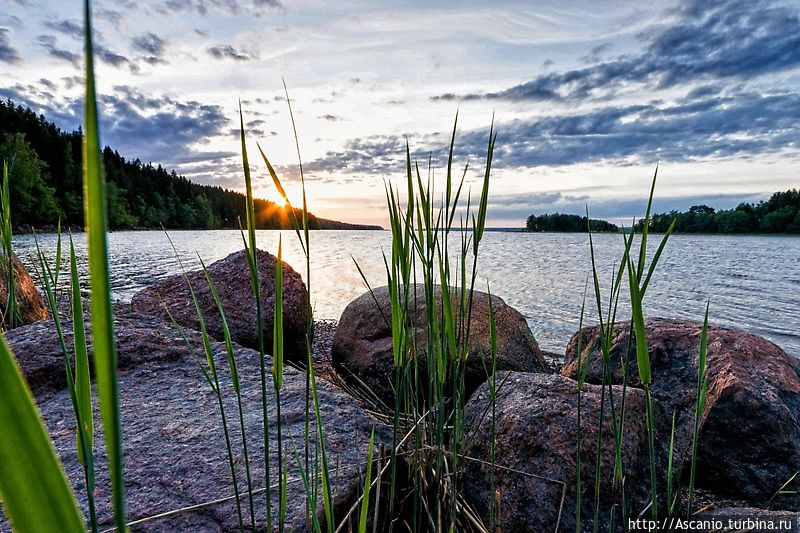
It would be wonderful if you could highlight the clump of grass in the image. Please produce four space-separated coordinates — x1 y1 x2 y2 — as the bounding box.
343 116 497 531
34 230 99 532
577 169 718 530
687 302 709 516
1 159 20 330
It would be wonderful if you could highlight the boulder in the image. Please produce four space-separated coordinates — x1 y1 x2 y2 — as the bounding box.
0 252 48 329
1 314 388 532
131 249 309 360
562 318 800 509
332 285 547 402
462 372 666 532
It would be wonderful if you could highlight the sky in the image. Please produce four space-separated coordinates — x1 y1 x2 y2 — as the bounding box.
1 0 799 227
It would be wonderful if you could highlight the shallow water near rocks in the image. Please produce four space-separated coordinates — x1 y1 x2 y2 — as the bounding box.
13 230 800 357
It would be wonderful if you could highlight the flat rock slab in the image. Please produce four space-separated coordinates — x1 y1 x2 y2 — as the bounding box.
1 314 388 532
131 249 309 360
562 318 800 509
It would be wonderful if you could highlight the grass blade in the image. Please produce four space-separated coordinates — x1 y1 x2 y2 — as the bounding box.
273 236 284 389
358 428 376 533
687 301 710 516
82 0 126 527
1 159 18 329
0 335 85 531
70 235 93 469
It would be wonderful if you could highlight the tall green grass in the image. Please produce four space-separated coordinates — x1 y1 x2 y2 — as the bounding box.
0 1 126 532
576 169 716 531
1 159 19 330
0 3 722 531
344 117 497 531
34 231 98 532
82 0 127 527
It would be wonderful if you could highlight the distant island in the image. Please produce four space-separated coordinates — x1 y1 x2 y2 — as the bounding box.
634 191 799 234
525 213 618 233
0 100 381 231
525 190 799 235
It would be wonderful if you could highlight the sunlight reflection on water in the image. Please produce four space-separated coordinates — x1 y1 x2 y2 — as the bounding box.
14 230 800 356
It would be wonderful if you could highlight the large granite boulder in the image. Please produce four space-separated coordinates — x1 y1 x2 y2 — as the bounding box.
332 285 548 402
0 252 47 329
562 318 800 509
131 249 309 360
462 372 666 532
1 314 388 531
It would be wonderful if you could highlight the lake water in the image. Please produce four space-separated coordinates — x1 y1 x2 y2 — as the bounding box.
12 230 800 357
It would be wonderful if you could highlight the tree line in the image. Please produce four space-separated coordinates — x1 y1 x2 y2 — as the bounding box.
0 99 380 230
634 191 800 234
525 213 619 233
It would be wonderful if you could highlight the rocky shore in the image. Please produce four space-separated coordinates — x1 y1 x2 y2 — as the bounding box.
1 249 798 531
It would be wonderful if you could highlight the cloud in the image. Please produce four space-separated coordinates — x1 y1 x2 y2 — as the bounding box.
0 84 234 184
37 35 79 65
0 28 21 64
436 0 800 102
131 32 168 65
303 90 800 175
44 19 83 39
95 44 130 67
158 0 239 16
132 32 166 56
207 44 257 61
96 7 124 29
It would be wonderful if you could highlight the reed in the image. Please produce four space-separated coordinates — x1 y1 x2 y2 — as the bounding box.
237 104 275 531
687 302 710 516
82 0 127 528
164 231 246 531
200 256 258 529
1 159 19 330
33 231 98 532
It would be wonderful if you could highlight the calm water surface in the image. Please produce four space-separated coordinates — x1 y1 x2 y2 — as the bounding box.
13 230 800 357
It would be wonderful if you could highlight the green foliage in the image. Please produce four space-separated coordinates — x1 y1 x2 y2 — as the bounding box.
0 132 60 226
637 189 800 233
1 159 19 329
0 99 380 230
526 212 618 232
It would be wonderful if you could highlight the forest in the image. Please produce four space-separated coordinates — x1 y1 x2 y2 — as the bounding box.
525 213 619 233
634 191 800 233
0 99 380 231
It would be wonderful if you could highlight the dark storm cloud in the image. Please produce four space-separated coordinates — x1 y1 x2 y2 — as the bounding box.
37 35 79 65
435 0 800 102
207 44 256 61
303 91 800 174
0 28 21 64
44 19 83 39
